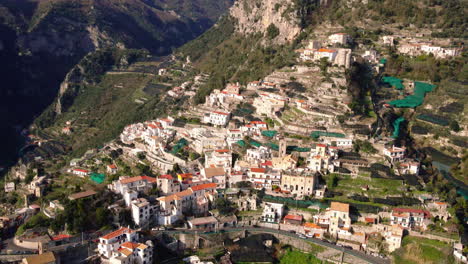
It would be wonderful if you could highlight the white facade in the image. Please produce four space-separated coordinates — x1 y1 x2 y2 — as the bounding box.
329 33 350 45
203 111 231 126
383 145 406 163
98 227 138 259
246 146 272 162
131 198 155 227
262 202 284 223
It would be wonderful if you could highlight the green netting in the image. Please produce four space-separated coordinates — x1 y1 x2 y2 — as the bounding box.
237 140 262 148
417 114 449 126
250 140 262 147
392 116 405 138
90 173 105 184
262 130 278 138
388 81 436 108
292 147 311 152
311 131 346 139
171 138 189 154
266 143 279 151
236 140 246 147
382 76 404 90
379 58 387 64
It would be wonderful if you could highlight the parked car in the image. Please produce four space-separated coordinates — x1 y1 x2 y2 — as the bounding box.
298 234 306 239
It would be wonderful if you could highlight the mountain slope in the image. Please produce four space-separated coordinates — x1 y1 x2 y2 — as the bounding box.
0 0 234 164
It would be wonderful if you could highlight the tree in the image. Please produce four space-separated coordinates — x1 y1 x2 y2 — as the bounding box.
330 174 339 188
450 120 461 132
319 57 330 74
96 207 109 228
266 23 280 39
215 198 236 215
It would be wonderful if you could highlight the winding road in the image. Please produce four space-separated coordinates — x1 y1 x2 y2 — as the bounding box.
153 226 391 264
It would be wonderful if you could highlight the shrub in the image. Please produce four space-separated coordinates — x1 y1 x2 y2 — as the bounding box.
266 23 280 39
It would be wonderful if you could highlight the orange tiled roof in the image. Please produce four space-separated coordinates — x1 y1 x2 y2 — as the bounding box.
330 202 350 213
120 176 157 184
191 183 217 191
251 168 266 173
318 48 336 53
101 227 135 240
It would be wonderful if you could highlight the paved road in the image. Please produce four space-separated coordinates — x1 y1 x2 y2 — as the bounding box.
153 227 390 264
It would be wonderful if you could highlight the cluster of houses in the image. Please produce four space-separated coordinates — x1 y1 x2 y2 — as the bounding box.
298 33 353 68
397 41 462 58
257 199 452 254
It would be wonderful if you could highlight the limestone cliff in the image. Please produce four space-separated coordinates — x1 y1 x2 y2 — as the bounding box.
230 0 302 43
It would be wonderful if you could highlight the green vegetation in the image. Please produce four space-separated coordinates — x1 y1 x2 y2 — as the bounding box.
392 236 454 264
279 249 322 264
215 198 237 215
320 0 467 38
266 23 280 39
353 139 377 154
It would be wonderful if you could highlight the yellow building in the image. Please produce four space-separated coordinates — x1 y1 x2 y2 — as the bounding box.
280 173 317 197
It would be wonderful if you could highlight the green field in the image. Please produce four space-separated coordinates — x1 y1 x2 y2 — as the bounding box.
392 236 454 264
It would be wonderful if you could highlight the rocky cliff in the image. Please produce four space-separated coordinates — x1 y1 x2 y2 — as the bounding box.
230 0 302 43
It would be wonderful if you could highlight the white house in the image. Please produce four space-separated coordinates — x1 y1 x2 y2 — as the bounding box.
328 202 351 236
246 146 272 163
107 164 118 174
227 129 244 146
383 145 406 163
390 208 431 230
328 33 350 45
205 149 232 170
131 198 156 227
262 202 284 223
72 169 90 177
314 48 337 62
109 176 158 195
203 111 231 126
108 240 153 264
202 167 226 189
98 227 138 258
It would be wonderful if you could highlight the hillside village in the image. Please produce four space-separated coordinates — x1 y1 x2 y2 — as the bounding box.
0 18 466 263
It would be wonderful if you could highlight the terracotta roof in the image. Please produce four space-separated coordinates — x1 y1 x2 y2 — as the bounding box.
316 144 327 148
215 149 230 153
121 241 140 250
213 111 229 116
137 243 148 250
304 222 321 229
118 248 133 257
189 216 218 226
108 164 117 169
330 202 350 213
73 169 89 173
191 183 217 191
120 176 157 184
251 168 266 173
68 190 97 200
250 121 267 125
284 214 303 221
392 208 430 218
23 252 56 264
101 227 135 240
176 189 193 198
157 194 181 202
204 167 225 178
365 217 375 223
51 234 72 241
159 174 174 180
318 48 336 53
